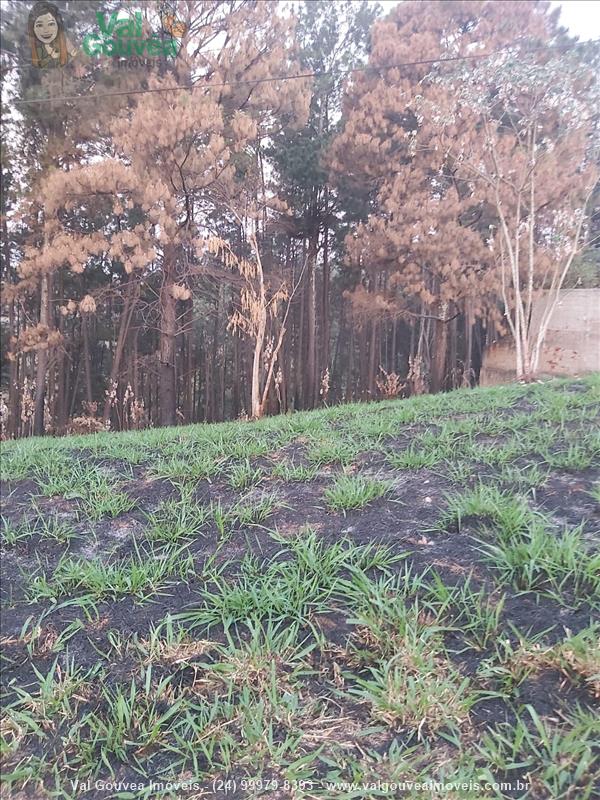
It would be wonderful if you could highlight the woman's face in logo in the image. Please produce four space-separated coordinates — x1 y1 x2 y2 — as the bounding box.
33 12 58 44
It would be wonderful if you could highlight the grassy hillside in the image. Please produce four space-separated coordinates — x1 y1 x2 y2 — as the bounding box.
1 377 599 799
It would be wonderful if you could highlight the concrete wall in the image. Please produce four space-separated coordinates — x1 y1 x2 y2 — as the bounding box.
480 289 600 386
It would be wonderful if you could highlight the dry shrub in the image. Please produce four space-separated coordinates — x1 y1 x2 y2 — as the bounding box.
0 396 8 441
407 355 427 395
79 294 97 314
503 634 600 700
376 367 404 398
68 415 108 435
11 324 63 354
320 367 330 401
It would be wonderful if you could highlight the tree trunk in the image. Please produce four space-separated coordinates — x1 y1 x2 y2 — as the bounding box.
232 331 241 416
295 242 305 409
159 273 177 427
251 323 266 419
305 231 318 408
345 322 355 402
103 278 138 426
7 300 19 439
55 272 67 434
203 325 212 421
209 287 221 421
430 303 449 393
463 300 474 388
368 318 377 398
81 314 94 406
5 223 20 438
358 325 368 399
33 273 52 436
449 315 458 388
183 297 194 423
321 196 330 386
251 281 267 420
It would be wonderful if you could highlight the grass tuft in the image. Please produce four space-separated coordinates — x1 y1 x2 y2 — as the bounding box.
324 473 392 513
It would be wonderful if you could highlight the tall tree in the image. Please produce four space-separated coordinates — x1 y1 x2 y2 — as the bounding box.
2 0 598 439
11 1 309 429
426 35 599 380
267 0 377 408
330 0 595 390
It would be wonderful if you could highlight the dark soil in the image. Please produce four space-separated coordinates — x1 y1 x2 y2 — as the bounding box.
1 379 599 799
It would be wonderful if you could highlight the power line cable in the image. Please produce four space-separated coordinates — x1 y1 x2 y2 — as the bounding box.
9 37 600 107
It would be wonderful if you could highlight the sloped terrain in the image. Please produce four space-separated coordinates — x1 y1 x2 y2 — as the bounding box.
1 377 599 800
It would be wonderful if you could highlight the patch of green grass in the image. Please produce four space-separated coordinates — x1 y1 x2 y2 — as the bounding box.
3 376 600 797
437 485 535 536
85 436 149 465
475 440 525 466
27 543 194 603
283 527 402 582
424 573 505 650
443 460 474 484
19 612 84 657
1 516 34 547
324 473 392 513
2 512 77 547
227 459 263 490
589 483 600 504
479 625 600 700
1 440 73 483
8 657 100 727
343 568 440 661
306 436 360 467
272 461 318 482
387 446 443 470
477 705 600 799
74 477 136 521
494 462 549 491
177 559 315 629
178 531 400 630
544 625 600 696
347 651 475 740
476 629 553 696
31 460 136 521
230 493 279 526
440 486 599 606
477 521 600 605
144 497 209 543
208 493 279 539
79 665 185 767
220 436 271 460
347 414 399 442
199 618 314 692
147 451 224 482
126 614 220 667
541 441 597 471
33 455 92 497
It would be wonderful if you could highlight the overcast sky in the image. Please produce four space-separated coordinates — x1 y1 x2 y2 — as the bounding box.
378 0 600 41
551 0 600 39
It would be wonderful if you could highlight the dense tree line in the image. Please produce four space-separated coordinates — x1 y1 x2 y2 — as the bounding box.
1 0 598 438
